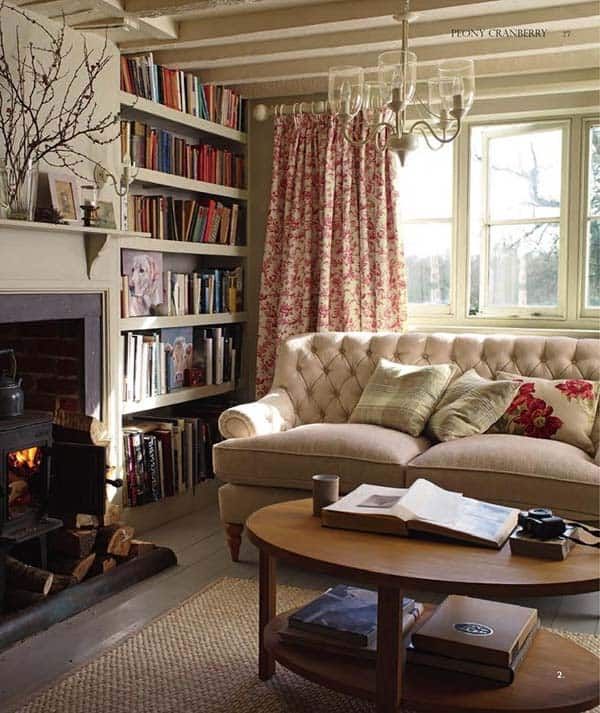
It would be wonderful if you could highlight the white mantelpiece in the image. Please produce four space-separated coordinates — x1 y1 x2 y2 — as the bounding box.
0 220 150 517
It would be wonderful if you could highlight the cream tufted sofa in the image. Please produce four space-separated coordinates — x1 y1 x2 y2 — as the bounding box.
214 332 600 561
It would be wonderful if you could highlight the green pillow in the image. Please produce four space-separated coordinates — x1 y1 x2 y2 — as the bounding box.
428 369 521 442
349 358 457 437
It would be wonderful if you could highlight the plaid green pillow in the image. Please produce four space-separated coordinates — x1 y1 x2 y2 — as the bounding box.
349 358 457 437
428 369 521 442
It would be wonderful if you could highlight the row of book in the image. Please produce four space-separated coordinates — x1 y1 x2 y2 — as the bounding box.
122 415 220 507
121 120 245 188
128 194 244 245
120 53 246 131
285 587 539 685
122 325 241 403
159 268 243 317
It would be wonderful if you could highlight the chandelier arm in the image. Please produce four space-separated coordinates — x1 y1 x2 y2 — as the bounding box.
342 122 372 148
415 127 446 151
409 117 461 145
413 93 442 121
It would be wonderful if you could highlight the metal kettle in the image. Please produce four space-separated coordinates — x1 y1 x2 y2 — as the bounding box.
0 349 24 418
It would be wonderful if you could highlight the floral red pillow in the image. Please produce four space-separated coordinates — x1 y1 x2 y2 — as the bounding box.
492 373 600 454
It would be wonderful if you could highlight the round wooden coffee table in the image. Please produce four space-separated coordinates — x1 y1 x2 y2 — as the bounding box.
246 498 600 713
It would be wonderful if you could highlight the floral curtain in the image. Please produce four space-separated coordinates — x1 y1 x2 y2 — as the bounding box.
255 113 407 397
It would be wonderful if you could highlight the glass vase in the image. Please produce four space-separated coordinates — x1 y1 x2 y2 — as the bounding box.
9 160 39 221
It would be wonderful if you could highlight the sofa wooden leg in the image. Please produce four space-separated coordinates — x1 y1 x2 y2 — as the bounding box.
225 523 244 562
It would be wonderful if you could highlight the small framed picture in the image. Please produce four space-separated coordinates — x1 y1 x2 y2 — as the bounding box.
91 200 116 229
48 172 80 222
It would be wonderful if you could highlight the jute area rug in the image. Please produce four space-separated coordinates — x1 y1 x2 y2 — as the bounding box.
9 577 600 713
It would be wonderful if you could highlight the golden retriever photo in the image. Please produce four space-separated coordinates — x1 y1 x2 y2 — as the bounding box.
122 250 164 316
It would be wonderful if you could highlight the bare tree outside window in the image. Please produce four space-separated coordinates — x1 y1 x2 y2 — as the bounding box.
469 125 563 315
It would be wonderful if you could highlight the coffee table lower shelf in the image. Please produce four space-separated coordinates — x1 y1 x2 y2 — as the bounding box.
264 611 599 713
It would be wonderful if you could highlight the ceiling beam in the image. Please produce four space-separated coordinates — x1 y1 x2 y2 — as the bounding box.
231 47 600 97
168 27 600 83
120 0 532 51
151 2 599 69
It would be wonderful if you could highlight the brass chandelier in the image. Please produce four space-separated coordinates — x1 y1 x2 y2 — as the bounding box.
327 0 475 165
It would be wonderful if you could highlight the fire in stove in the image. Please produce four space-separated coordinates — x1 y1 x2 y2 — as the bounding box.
7 447 42 518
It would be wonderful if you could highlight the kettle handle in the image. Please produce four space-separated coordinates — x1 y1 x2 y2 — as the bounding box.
0 349 17 380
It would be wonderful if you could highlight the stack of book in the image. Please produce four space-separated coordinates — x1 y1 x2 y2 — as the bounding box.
407 595 539 684
121 120 245 188
155 267 243 316
120 52 246 131
122 416 217 507
128 194 243 245
279 585 424 661
122 325 241 403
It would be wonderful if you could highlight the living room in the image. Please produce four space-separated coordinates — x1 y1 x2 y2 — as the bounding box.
0 0 598 711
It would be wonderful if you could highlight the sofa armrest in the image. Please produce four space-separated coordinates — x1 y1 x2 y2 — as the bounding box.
595 446 600 467
218 388 296 439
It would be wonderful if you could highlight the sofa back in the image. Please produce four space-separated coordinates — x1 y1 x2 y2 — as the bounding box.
271 332 600 431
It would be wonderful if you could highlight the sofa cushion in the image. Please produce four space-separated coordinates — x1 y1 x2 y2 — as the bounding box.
214 423 430 492
493 373 600 454
349 359 456 436
407 434 599 520
428 369 520 442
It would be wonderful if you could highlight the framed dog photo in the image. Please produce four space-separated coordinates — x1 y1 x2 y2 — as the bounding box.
91 200 117 229
121 249 163 317
48 172 80 222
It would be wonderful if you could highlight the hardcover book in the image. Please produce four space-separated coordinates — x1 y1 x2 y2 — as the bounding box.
406 621 540 684
321 479 518 548
410 595 538 668
288 584 416 647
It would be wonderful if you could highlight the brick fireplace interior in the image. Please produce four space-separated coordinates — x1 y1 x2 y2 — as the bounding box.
0 320 85 414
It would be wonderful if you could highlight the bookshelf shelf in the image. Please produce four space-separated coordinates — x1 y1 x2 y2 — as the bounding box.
120 312 247 331
118 235 248 257
133 167 248 201
120 91 247 145
122 381 235 415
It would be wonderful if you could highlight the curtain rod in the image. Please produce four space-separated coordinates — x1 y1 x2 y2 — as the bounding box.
253 100 329 122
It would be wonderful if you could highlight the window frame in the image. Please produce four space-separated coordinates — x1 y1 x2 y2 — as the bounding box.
401 138 458 318
579 118 600 318
473 120 569 320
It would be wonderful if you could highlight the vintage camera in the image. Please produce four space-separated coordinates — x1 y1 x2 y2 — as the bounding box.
517 508 566 540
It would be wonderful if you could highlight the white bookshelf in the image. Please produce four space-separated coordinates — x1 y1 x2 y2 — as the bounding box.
133 167 248 201
119 235 248 257
122 381 235 415
120 312 248 331
118 89 249 527
120 91 247 145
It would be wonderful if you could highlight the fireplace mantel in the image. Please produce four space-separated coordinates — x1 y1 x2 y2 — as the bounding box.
0 219 149 279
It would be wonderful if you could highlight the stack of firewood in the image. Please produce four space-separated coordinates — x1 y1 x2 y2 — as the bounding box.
4 520 155 613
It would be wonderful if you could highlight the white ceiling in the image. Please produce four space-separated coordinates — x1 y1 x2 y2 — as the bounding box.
11 0 600 100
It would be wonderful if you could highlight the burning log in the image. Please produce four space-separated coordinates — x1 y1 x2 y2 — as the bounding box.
96 524 134 558
58 514 100 530
48 553 96 583
5 557 54 596
49 528 97 559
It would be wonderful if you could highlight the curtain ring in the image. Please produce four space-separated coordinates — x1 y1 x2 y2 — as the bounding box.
292 102 300 127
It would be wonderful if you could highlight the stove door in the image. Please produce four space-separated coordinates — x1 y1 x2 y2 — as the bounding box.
49 442 106 520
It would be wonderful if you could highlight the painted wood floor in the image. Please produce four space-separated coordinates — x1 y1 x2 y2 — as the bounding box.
0 484 598 711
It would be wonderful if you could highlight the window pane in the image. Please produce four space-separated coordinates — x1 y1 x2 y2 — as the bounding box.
487 223 559 308
488 129 562 220
588 125 600 216
397 142 453 220
586 219 600 308
404 223 451 305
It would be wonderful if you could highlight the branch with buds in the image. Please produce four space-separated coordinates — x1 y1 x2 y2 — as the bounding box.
0 0 118 206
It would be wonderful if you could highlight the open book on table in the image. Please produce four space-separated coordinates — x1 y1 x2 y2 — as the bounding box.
321 479 518 548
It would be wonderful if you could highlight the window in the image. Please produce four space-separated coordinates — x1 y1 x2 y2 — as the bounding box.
584 123 600 310
397 141 453 312
469 123 566 317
